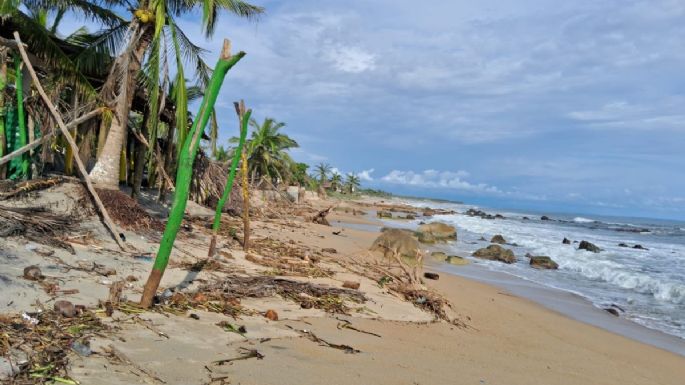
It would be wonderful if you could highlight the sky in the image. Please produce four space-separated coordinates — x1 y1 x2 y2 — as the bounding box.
68 0 685 220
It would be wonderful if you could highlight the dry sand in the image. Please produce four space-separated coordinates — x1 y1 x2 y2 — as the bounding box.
1 185 683 384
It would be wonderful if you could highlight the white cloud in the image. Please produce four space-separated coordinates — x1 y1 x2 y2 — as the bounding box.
325 45 376 73
357 168 375 181
380 169 500 194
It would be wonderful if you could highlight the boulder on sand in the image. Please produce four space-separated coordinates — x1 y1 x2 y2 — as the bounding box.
578 240 601 253
447 255 469 265
472 245 516 264
490 234 506 244
377 210 393 219
431 251 448 262
529 256 559 270
416 222 457 244
370 229 420 259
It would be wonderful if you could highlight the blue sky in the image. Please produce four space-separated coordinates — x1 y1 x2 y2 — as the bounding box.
68 1 685 219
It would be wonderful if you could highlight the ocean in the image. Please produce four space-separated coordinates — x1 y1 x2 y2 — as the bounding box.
389 199 685 340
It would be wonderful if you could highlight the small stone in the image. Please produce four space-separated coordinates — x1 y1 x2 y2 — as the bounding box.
23 265 44 281
264 309 279 321
71 340 92 357
125 275 138 282
342 281 361 290
423 272 440 280
189 313 200 320
604 308 619 317
490 235 506 244
54 300 77 318
562 238 571 245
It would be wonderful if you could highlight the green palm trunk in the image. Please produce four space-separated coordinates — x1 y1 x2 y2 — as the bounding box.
140 44 245 308
208 107 251 257
15 55 29 178
0 61 6 179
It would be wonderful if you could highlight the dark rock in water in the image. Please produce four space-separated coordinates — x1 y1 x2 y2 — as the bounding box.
490 234 506 244
405 214 416 220
54 300 77 318
23 265 44 281
604 308 620 317
578 240 601 253
529 256 559 270
633 244 648 250
618 243 629 247
473 245 516 264
422 209 435 217
562 238 571 245
423 272 440 280
479 236 487 241
540 215 550 221
465 208 497 220
494 214 505 219
522 216 530 220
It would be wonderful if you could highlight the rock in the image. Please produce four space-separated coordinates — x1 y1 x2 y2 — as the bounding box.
264 309 279 321
422 209 435 217
529 256 559 269
490 234 506 244
377 210 393 219
71 340 92 357
342 281 360 290
495 214 505 219
604 308 619 317
94 266 117 276
633 244 648 250
618 243 629 247
447 256 470 265
472 245 516 264
416 222 457 244
562 238 571 245
23 265 44 281
405 214 416 220
189 313 200 320
522 216 530 220
431 251 448 262
541 215 550 221
126 275 138 282
478 236 487 241
423 272 440 280
370 229 421 259
321 248 337 254
578 240 601 253
465 208 496 220
54 300 77 318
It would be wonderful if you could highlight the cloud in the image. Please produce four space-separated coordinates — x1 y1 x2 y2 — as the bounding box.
357 168 374 181
380 169 501 194
325 45 376 73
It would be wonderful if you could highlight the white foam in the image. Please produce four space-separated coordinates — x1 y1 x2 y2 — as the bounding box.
574 216 596 223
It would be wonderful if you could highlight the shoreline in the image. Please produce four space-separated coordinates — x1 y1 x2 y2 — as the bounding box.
333 204 685 357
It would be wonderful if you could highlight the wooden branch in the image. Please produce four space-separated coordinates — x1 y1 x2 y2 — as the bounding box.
13 31 127 251
0 133 53 166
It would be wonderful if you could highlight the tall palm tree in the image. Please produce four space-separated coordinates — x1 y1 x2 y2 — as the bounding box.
230 117 298 184
330 172 342 192
79 0 264 189
345 173 360 194
315 162 331 186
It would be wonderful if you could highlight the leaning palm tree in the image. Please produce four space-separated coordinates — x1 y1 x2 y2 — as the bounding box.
345 173 360 194
230 117 298 184
80 0 264 189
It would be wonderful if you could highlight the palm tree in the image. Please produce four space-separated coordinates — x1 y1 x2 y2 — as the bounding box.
345 173 360 194
230 117 298 184
79 0 264 189
315 162 331 186
330 172 342 192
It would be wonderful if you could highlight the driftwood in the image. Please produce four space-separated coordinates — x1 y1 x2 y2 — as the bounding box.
0 176 63 200
14 31 126 250
311 205 334 226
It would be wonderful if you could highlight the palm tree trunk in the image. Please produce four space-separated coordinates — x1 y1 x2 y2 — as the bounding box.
64 93 78 176
89 21 151 189
131 109 150 198
0 60 7 179
15 55 29 179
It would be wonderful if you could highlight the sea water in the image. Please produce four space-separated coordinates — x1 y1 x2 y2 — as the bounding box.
391 200 685 340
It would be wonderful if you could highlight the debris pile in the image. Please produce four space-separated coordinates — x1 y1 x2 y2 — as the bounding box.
95 189 164 232
0 205 76 251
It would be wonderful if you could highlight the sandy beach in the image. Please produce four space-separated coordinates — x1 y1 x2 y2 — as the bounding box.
1 183 684 385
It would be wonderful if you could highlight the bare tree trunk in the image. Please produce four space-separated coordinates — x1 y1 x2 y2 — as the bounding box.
89 22 150 189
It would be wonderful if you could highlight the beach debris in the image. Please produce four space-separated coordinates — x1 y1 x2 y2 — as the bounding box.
336 318 382 337
311 206 333 226
264 309 279 321
473 245 516 264
216 321 247 337
96 188 164 232
0 204 76 252
377 210 393 218
0 177 63 201
103 344 167 383
213 348 264 365
578 240 601 253
529 256 559 270
342 281 360 290
424 272 440 280
0 308 106 383
416 222 457 243
286 325 360 354
54 300 78 318
22 265 44 281
562 237 572 244
490 234 506 244
332 229 343 235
